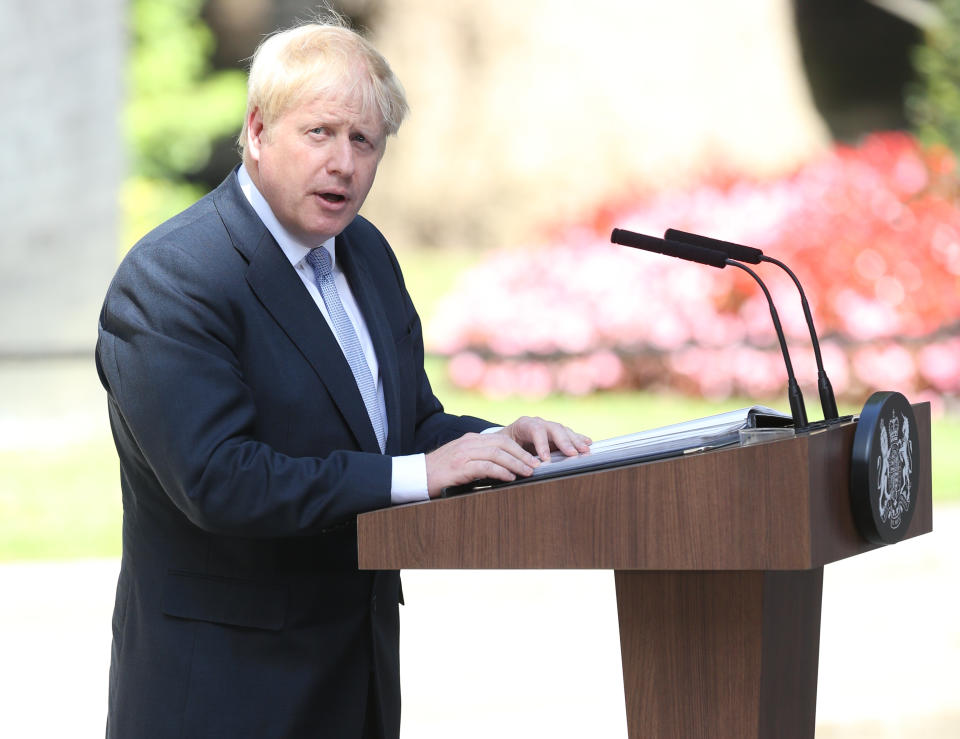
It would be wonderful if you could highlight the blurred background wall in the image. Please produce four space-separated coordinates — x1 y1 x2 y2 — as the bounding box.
0 1 123 356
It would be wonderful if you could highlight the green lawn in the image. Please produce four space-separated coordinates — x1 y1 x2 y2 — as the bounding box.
0 439 121 561
1 362 956 562
1 246 956 561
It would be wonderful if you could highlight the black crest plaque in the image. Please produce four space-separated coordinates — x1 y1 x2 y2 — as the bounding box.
850 391 920 544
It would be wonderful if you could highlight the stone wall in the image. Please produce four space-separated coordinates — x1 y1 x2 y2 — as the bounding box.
0 1 125 355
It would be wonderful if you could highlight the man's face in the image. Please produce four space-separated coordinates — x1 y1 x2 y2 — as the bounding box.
247 89 385 244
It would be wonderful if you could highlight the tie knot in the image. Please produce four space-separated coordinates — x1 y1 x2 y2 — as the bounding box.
306 246 333 281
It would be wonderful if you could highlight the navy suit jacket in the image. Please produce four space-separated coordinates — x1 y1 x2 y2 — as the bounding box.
96 170 489 738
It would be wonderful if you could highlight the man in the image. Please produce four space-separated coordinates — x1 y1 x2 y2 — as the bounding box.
96 15 589 739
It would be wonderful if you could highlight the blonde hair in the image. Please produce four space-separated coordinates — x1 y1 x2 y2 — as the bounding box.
238 14 408 156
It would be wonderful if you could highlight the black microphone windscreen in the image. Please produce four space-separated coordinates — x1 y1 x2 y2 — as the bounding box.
664 229 763 264
611 229 727 269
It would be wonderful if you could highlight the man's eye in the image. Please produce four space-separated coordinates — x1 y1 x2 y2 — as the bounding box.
310 127 327 135
352 134 368 143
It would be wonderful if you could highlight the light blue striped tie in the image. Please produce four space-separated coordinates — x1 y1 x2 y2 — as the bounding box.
306 246 386 453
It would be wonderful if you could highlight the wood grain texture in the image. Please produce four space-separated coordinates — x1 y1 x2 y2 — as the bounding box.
357 404 932 570
355 406 932 737
616 571 764 738
615 569 823 739
757 568 823 738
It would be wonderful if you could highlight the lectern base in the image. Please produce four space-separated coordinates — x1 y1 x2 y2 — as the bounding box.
615 568 823 739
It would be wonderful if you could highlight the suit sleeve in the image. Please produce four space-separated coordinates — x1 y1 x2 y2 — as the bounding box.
97 239 392 538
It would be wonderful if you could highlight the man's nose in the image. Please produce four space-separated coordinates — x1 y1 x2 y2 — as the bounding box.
326 137 355 176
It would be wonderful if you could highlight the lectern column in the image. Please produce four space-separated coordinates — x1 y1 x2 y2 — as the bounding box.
614 568 824 739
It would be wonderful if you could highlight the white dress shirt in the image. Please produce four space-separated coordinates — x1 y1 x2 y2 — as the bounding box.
237 164 429 503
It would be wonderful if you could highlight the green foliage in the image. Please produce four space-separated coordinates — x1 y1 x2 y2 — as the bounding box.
126 0 246 179
908 0 960 154
123 0 246 247
121 175 206 248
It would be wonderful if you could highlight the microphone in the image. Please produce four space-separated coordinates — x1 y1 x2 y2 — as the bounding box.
663 228 764 263
665 228 839 421
611 228 809 428
611 229 728 268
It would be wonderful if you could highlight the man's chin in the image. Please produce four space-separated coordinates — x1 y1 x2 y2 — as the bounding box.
299 215 356 243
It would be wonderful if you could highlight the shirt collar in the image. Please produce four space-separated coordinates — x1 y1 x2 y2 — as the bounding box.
237 163 337 270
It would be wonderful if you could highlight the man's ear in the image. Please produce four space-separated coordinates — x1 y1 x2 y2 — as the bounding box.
247 107 265 162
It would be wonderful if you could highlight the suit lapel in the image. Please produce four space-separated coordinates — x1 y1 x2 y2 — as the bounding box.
337 231 403 457
211 172 381 454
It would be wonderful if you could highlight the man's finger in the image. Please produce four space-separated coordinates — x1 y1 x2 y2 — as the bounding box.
551 427 580 457
460 433 540 474
485 433 541 468
531 426 552 461
545 424 589 458
490 446 537 476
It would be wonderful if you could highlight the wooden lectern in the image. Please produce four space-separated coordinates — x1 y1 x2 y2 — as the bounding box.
357 405 933 738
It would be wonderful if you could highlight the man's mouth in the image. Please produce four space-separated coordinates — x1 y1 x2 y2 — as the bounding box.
318 192 346 203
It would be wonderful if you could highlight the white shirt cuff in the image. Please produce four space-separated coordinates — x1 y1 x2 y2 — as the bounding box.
391 454 430 504
390 428 501 504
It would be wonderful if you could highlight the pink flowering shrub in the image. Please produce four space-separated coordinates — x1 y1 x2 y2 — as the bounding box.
427 133 960 406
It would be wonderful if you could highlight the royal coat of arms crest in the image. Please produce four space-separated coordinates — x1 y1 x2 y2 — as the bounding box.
850 391 920 544
876 411 912 530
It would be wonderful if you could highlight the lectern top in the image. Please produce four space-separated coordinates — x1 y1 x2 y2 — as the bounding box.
357 404 932 571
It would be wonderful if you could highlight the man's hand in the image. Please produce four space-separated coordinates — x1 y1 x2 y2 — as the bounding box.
499 415 592 463
424 417 591 498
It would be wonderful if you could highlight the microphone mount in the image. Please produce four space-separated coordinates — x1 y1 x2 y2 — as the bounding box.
665 228 840 421
611 228 810 429
724 260 808 428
